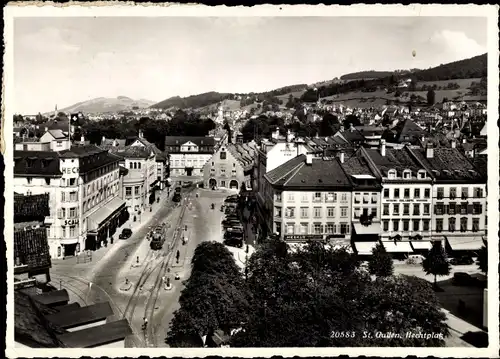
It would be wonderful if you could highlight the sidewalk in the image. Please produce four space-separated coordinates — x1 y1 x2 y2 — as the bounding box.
51 189 174 279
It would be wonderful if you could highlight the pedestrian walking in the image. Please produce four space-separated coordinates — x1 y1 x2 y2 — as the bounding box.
176 250 180 263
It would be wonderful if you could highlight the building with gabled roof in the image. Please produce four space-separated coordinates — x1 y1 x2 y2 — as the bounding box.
360 141 433 254
165 136 216 185
14 144 128 258
261 153 353 245
410 145 487 254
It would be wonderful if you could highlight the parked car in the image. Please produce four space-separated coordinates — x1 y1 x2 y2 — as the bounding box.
175 186 182 193
119 228 132 239
172 193 182 202
452 272 485 287
449 256 474 265
174 273 180 280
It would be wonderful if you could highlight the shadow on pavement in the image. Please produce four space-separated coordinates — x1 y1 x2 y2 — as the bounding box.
435 277 485 330
460 331 489 348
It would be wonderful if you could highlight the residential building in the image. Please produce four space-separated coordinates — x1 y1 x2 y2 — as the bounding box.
254 138 313 234
412 145 487 254
203 141 258 190
14 145 127 258
15 129 71 152
164 136 215 185
262 154 353 245
362 140 433 255
341 152 383 255
107 146 158 215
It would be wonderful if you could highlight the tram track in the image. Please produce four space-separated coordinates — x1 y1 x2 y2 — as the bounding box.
120 189 193 346
143 192 191 347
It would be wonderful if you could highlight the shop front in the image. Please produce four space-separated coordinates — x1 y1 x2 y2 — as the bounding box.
86 197 127 251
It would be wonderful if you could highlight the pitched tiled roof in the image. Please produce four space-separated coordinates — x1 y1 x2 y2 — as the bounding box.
60 145 122 174
14 193 50 222
227 142 258 170
47 129 67 139
411 147 485 182
364 147 424 176
164 136 215 147
57 319 132 348
45 302 113 329
266 155 352 190
14 227 52 271
15 291 67 348
14 151 61 177
393 119 427 143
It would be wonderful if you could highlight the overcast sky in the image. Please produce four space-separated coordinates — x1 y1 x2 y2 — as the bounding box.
14 16 487 114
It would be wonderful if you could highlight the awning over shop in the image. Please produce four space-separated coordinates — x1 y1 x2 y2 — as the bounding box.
446 237 485 251
410 241 433 251
353 222 382 235
381 241 413 253
88 197 126 233
353 241 379 255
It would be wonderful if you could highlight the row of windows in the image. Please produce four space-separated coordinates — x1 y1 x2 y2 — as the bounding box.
57 207 78 219
125 185 143 197
383 219 430 232
436 187 484 199
276 192 349 203
61 191 78 202
170 168 201 175
209 168 237 176
435 202 483 215
387 169 427 180
83 186 118 211
129 161 143 169
383 203 431 216
353 208 377 218
435 217 481 232
83 163 119 183
383 188 430 199
174 159 207 167
280 222 351 235
46 225 79 239
354 193 378 204
84 172 118 197
280 206 350 218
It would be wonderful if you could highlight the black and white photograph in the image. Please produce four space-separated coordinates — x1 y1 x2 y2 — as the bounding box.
4 3 499 357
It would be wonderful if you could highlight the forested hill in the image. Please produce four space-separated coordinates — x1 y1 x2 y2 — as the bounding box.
340 71 397 80
412 53 487 81
151 84 308 110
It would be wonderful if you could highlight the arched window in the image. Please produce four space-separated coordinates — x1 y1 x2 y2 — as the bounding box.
138 162 141 169
388 169 397 179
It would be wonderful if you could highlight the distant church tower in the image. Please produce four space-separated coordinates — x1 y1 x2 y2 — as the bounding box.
217 102 224 124
54 104 58 118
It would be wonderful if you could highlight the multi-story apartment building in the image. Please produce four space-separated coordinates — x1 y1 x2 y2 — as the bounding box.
340 152 383 255
362 141 433 255
262 154 353 245
14 145 127 259
165 136 215 185
109 146 158 215
412 145 487 254
203 142 258 190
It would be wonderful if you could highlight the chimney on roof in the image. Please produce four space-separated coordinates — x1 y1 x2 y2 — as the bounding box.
380 139 386 157
462 138 467 144
305 153 313 165
451 140 456 149
339 151 345 163
426 143 434 159
80 135 85 144
350 122 355 132
139 129 144 139
45 127 48 132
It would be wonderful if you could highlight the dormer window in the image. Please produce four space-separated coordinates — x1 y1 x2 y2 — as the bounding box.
388 169 397 179
418 170 426 179
403 170 412 179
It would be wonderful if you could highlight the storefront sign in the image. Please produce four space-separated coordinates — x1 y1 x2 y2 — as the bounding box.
62 167 79 175
14 278 36 290
326 234 346 239
284 234 324 241
64 219 79 226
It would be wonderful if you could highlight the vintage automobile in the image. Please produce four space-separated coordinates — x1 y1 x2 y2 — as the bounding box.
119 228 132 239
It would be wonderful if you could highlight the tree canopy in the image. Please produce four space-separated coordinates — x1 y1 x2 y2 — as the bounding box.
230 239 449 347
476 244 487 273
422 240 451 287
369 243 394 277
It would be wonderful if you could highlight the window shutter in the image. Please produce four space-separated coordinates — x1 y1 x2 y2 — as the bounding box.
57 209 62 219
479 204 483 214
467 204 473 214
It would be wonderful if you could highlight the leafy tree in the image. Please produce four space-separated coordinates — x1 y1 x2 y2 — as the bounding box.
476 244 487 273
319 113 340 136
343 114 361 130
426 89 436 105
422 240 451 288
231 241 448 347
368 243 394 277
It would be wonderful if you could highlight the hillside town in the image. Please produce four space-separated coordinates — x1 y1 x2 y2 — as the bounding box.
13 88 489 348
9 10 495 353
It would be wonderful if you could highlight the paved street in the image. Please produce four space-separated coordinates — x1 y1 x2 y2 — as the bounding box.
49 186 234 348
